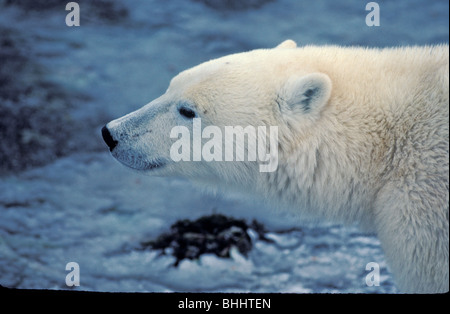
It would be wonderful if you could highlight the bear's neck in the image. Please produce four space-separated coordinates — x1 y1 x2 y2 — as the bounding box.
257 121 376 228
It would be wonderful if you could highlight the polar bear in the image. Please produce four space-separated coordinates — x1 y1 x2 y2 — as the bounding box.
102 40 449 293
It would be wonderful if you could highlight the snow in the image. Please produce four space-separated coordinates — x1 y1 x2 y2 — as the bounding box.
0 153 398 292
0 0 448 293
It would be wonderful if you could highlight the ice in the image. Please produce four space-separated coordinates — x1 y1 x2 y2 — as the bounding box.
265 232 302 248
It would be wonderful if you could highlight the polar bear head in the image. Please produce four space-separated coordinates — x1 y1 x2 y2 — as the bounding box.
102 40 332 188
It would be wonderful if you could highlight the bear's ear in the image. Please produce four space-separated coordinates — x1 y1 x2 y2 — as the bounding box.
279 73 332 116
275 39 297 49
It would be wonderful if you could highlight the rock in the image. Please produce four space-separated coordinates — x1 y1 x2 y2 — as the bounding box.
141 214 261 266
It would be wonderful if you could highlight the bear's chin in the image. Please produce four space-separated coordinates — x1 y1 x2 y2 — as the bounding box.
113 153 167 171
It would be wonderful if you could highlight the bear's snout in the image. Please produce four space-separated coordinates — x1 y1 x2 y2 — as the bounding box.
101 125 118 152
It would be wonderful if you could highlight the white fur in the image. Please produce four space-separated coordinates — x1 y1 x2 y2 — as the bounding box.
105 41 449 293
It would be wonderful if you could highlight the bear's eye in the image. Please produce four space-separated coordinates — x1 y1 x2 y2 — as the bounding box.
178 107 196 119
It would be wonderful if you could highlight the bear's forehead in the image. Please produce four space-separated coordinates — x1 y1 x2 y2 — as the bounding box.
168 49 284 93
170 58 229 89
169 54 243 87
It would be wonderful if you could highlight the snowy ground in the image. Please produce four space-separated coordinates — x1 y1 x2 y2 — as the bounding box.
0 152 397 293
0 0 448 293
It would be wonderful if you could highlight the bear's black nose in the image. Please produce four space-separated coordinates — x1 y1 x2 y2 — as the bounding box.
101 125 118 152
